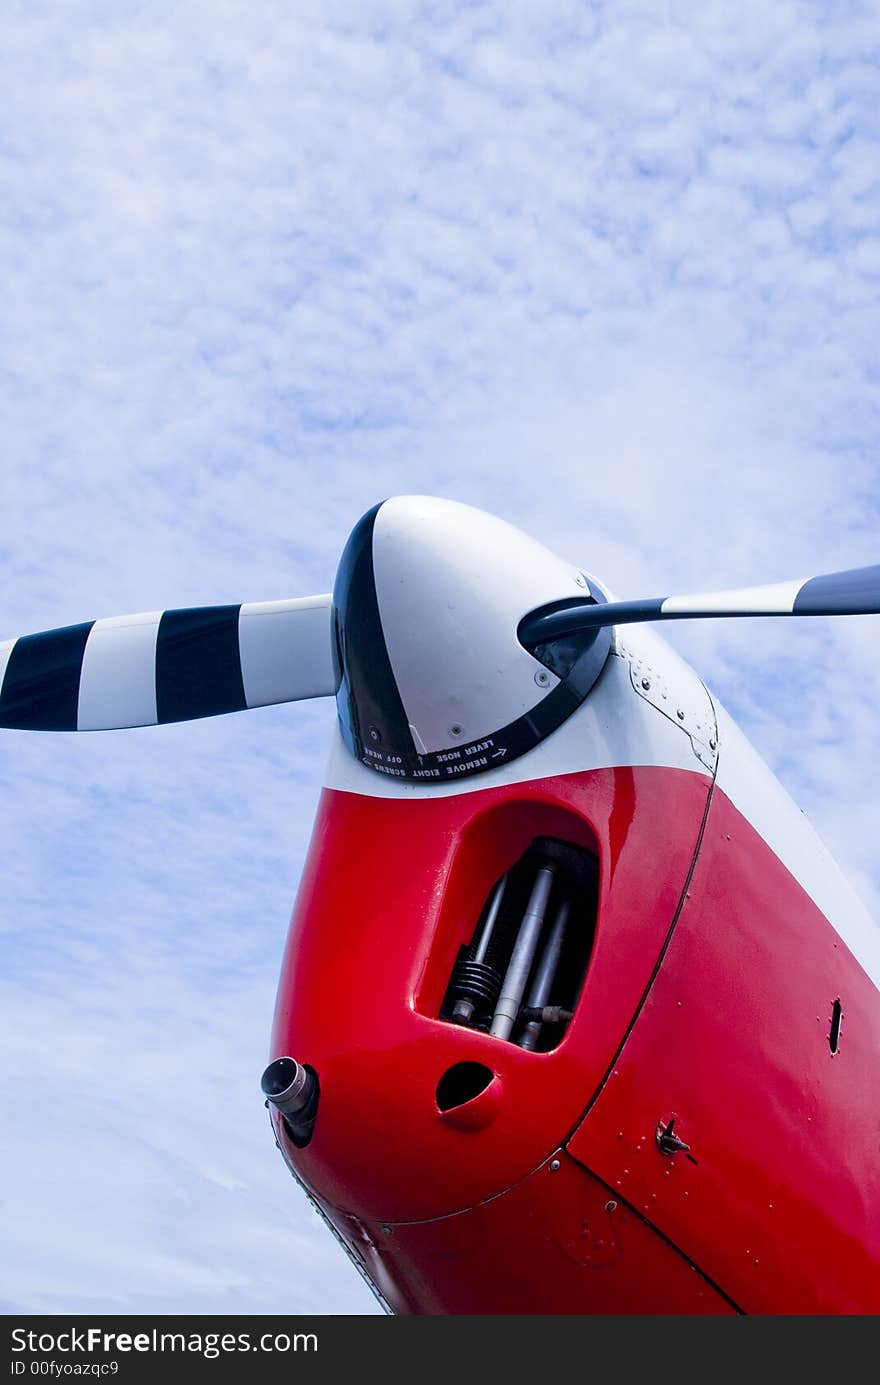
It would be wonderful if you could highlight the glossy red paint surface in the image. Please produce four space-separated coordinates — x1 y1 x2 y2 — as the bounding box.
271 766 712 1223
321 1151 736 1314
566 786 880 1313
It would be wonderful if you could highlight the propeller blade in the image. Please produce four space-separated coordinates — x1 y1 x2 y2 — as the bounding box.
519 564 880 645
0 596 335 731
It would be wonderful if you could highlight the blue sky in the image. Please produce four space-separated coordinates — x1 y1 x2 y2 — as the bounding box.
2 1 879 1314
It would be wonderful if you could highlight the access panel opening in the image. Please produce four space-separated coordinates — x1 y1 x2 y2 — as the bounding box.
440 836 598 1051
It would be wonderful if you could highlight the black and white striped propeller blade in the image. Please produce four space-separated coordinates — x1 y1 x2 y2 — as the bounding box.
0 596 335 731
520 564 880 644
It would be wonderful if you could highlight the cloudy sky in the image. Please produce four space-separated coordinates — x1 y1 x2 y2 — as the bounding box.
2 1 879 1315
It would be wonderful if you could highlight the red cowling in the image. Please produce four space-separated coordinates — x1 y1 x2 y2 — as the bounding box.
269 765 880 1312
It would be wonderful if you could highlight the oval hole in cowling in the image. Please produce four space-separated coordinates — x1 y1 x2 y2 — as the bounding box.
436 1061 495 1112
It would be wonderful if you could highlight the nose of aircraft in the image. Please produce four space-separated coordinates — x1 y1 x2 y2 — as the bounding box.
266 495 717 1237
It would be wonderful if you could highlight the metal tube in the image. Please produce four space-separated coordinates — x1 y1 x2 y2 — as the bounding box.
453 874 507 1023
490 864 555 1040
261 1057 316 1117
519 897 570 1050
474 875 506 964
261 1056 320 1149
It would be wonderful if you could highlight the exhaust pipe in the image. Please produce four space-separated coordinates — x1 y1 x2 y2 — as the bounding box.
261 1056 319 1148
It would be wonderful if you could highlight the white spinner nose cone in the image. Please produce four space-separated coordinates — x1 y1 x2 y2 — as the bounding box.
372 496 586 754
332 495 611 783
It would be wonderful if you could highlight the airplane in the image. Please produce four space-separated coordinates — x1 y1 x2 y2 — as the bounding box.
2 494 878 1314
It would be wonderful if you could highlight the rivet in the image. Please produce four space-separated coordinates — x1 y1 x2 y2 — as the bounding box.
549 1159 561 1172
641 677 651 690
449 723 463 738
677 709 685 720
604 1200 617 1213
535 669 551 687
369 726 381 742
709 737 717 750
381 1225 394 1236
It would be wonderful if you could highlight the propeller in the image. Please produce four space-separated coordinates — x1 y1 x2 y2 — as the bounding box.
0 596 334 730
1 495 876 785
518 564 880 645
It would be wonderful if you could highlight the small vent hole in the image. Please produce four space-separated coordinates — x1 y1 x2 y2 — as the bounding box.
436 1062 494 1112
829 998 842 1055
